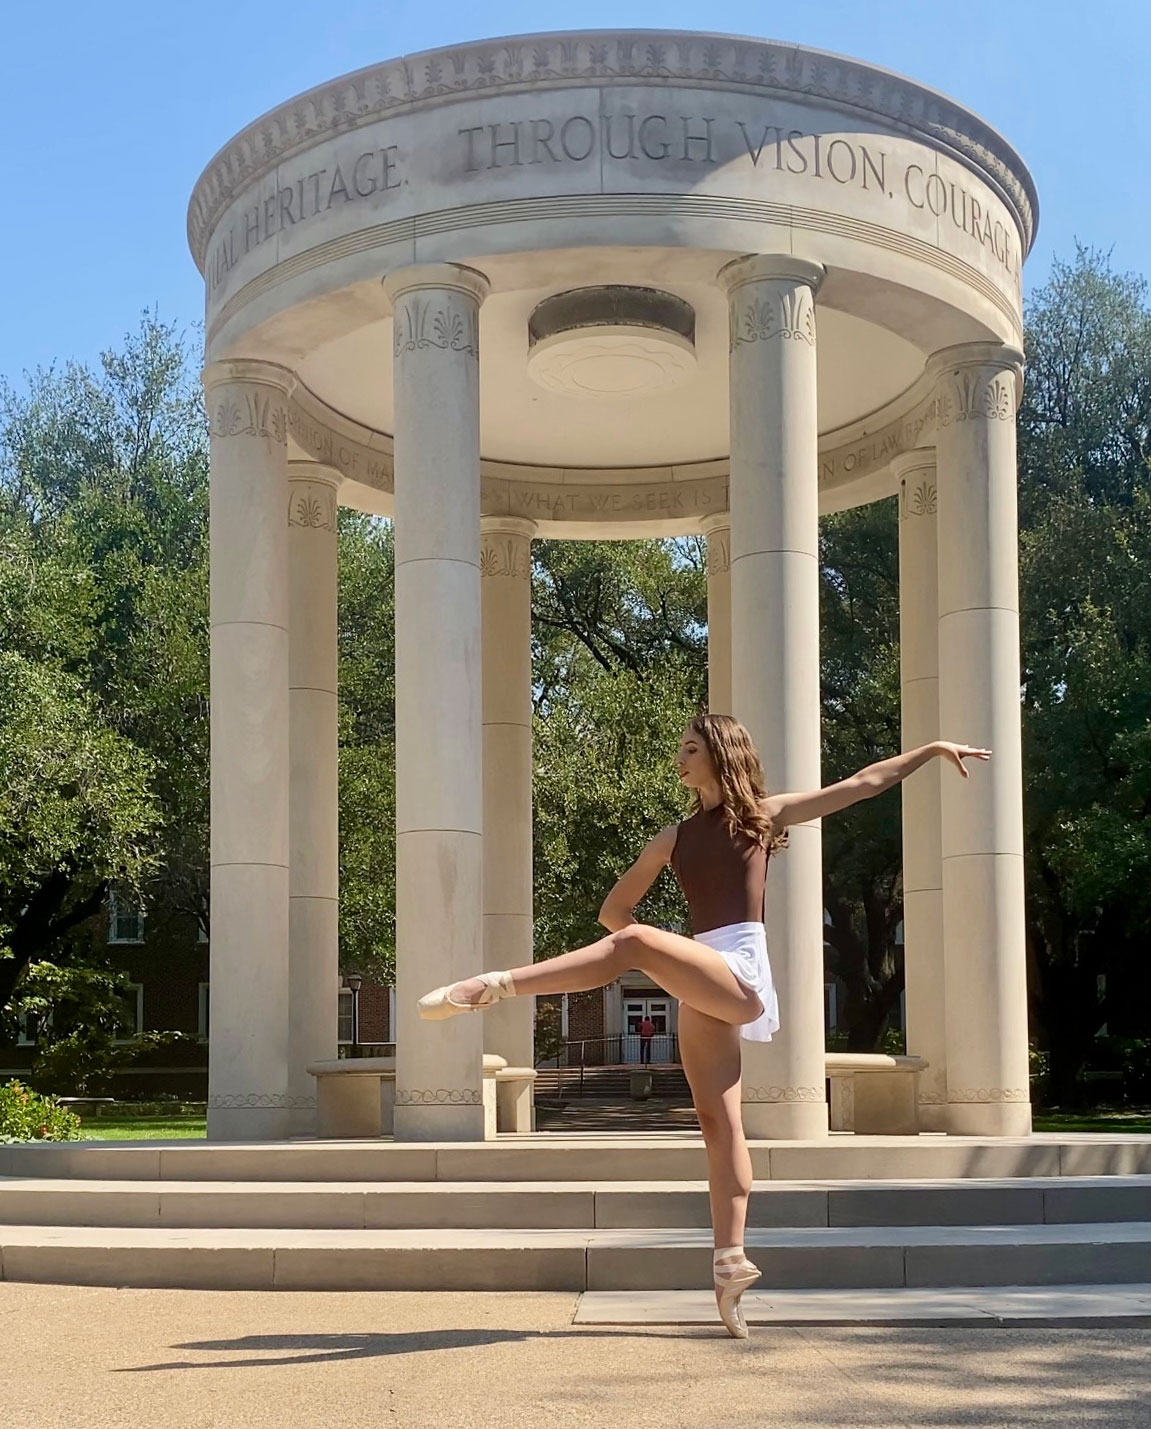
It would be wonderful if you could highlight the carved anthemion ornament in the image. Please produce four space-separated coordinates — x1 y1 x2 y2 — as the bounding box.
209 389 288 445
480 534 531 580
393 298 479 360
706 527 731 574
288 481 338 533
899 477 938 520
937 368 1015 426
730 285 816 350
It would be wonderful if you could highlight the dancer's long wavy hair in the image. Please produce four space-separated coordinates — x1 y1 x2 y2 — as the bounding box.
687 714 789 855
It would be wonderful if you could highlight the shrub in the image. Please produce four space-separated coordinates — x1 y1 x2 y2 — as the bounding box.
0 1079 82 1142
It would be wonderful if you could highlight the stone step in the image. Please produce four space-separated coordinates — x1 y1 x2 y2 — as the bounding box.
2 1175 1148 1230
5 1133 1151 1183
4 1221 1151 1291
534 1067 691 1099
575 1283 1151 1327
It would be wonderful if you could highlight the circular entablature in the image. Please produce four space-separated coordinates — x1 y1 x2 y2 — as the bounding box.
190 30 1036 525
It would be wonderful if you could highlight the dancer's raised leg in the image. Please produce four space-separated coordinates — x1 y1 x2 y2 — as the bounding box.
421 922 761 1027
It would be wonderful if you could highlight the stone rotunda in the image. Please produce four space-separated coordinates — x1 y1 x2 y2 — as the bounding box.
188 30 1037 1144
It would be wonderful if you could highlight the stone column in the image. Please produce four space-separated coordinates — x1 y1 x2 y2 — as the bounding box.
480 516 537 1081
286 461 341 1135
931 343 1032 1137
719 255 828 1140
702 514 732 714
384 263 489 1141
894 450 948 1128
202 359 294 1141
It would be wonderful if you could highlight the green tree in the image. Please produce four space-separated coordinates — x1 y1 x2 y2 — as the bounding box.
336 512 397 984
0 313 207 1014
1017 247 1151 1102
531 538 706 956
817 499 906 1049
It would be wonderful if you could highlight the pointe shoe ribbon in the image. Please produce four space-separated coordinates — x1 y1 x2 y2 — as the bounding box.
417 970 515 1021
713 1248 761 1339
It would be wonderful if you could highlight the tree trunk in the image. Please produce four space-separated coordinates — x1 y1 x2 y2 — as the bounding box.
0 871 108 1011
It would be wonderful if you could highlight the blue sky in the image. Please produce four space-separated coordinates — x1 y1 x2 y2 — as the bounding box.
2 0 1148 384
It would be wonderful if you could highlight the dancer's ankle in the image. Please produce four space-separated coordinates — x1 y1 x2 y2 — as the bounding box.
452 970 517 1007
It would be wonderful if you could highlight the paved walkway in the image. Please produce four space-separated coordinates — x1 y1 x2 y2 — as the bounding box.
4 1282 1151 1428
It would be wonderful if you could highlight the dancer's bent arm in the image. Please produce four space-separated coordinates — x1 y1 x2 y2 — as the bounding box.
598 824 677 932
764 739 992 830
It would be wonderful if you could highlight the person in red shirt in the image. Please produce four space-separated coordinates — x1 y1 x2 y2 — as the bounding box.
638 1015 656 1064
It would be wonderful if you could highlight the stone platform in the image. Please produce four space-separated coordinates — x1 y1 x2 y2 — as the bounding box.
2 1134 1150 1295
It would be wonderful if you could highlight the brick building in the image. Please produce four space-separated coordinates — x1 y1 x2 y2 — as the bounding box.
1 890 903 1095
0 892 396 1100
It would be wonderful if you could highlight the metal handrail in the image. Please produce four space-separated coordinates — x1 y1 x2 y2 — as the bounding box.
535 1033 681 1070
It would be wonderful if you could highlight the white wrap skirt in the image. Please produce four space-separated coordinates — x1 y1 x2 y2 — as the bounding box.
692 920 780 1042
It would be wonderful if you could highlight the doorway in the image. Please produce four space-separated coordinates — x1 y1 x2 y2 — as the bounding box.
623 995 672 1063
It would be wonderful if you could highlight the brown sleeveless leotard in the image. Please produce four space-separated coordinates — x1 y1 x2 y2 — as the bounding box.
669 804 769 935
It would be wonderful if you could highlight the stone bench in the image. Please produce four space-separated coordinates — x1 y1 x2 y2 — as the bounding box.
306 1054 536 1139
825 1053 930 1135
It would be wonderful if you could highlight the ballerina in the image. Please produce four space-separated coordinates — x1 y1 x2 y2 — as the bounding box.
418 714 990 1337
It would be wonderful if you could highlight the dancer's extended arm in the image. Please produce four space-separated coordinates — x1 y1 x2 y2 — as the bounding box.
763 740 991 831
598 824 678 932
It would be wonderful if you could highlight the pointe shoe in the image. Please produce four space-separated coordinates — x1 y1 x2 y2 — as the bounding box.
713 1248 761 1339
416 970 515 1021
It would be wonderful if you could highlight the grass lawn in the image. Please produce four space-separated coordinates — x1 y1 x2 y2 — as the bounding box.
64 1108 1151 1140
1033 1111 1151 1135
77 1116 206 1140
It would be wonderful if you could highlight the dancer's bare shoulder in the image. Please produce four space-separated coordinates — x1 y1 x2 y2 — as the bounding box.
757 796 786 836
760 778 869 829
645 823 679 865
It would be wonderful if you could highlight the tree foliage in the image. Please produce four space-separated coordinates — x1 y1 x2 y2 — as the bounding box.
1017 247 1151 1100
0 314 205 1011
2 247 1148 1102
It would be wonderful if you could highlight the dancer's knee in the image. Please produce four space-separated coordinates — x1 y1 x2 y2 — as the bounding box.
696 1100 737 1141
610 922 656 971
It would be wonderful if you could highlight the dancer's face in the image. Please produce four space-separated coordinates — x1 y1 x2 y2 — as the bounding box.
677 727 716 790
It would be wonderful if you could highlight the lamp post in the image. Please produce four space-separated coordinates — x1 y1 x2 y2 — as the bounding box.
347 973 362 1058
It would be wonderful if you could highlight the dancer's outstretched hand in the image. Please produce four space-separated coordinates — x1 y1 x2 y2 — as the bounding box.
936 741 992 778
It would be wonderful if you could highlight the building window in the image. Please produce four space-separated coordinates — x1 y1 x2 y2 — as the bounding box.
824 982 838 1033
16 1009 53 1046
108 891 145 944
337 988 354 1045
113 983 144 1043
197 983 210 1041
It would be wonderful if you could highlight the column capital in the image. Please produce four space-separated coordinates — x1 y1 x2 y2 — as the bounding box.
202 358 296 396
287 459 343 489
700 511 732 537
480 517 534 580
929 343 1024 424
893 450 939 523
926 341 1024 380
383 262 490 307
717 253 825 296
890 448 937 482
479 514 537 540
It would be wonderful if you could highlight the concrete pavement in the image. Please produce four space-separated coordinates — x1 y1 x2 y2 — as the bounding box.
4 1282 1151 1428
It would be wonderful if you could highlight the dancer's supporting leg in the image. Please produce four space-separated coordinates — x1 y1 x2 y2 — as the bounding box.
678 1002 761 1337
678 1003 750 1250
433 922 759 1026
